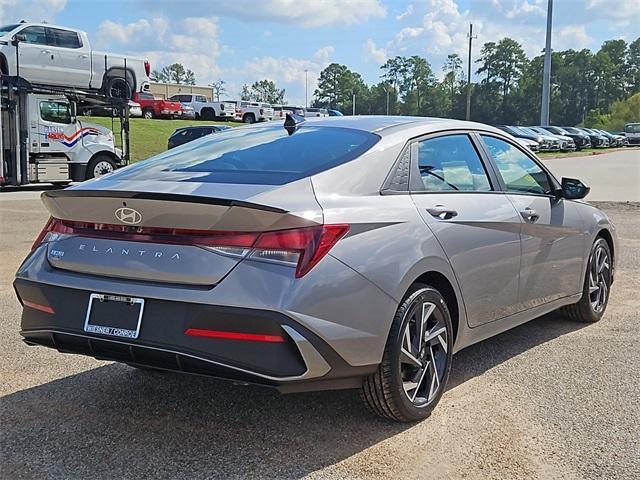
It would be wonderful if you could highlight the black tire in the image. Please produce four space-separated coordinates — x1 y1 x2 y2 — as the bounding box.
86 155 116 180
561 237 612 323
142 108 154 120
243 113 256 124
106 76 132 99
201 108 215 121
361 284 453 422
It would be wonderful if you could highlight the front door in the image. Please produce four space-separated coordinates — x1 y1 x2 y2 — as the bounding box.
16 26 54 83
479 135 587 310
409 133 523 327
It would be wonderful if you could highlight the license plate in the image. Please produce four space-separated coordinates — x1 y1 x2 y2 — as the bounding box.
84 294 144 339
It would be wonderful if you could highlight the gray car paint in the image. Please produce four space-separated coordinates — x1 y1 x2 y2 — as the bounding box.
15 116 617 385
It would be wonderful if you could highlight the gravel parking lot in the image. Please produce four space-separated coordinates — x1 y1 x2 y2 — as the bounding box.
1 177 639 478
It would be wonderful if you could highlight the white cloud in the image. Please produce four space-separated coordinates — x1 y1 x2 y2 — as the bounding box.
198 0 386 27
238 46 335 105
0 0 66 24
396 4 414 21
555 25 592 51
97 16 222 85
364 39 387 63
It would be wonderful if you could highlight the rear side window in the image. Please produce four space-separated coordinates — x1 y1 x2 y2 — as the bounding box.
170 95 191 102
47 28 82 48
117 126 380 185
196 95 208 102
138 92 155 100
414 135 492 192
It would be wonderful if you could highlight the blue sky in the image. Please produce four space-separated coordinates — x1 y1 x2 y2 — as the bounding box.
2 0 639 104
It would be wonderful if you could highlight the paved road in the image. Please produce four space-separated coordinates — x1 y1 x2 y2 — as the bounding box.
1 193 638 478
541 148 640 201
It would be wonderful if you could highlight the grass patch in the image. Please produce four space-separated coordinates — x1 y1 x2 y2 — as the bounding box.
81 116 237 162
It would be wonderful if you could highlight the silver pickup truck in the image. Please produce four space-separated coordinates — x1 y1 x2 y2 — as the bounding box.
0 22 150 98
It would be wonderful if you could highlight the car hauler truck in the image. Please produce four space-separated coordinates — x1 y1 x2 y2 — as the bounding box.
1 75 129 187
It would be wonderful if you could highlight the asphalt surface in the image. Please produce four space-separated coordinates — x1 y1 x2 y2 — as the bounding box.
1 152 639 479
542 148 640 201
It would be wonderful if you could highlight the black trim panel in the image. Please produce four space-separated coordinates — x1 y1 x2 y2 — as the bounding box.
43 189 288 214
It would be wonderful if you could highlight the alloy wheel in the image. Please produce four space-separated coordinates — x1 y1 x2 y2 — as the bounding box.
589 244 610 313
400 301 448 406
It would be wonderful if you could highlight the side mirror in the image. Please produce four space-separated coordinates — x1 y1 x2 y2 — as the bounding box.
11 33 26 45
561 177 590 200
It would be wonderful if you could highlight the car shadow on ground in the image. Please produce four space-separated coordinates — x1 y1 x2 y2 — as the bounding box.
0 311 588 479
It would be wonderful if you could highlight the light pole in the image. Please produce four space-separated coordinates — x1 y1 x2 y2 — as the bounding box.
352 92 356 116
540 0 553 125
304 69 308 108
465 23 477 121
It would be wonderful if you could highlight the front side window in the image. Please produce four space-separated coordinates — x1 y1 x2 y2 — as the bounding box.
19 26 47 45
482 136 552 195
47 28 82 48
40 101 72 124
415 135 492 192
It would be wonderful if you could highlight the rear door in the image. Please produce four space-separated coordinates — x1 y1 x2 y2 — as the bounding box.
45 27 90 87
409 132 523 327
478 134 586 309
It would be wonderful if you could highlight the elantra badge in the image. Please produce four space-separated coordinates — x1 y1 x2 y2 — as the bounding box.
115 207 142 225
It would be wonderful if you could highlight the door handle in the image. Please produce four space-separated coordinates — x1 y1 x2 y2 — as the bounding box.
79 54 89 59
426 205 458 220
520 207 539 222
42 49 52 54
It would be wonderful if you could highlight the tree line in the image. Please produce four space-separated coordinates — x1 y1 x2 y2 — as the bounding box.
312 36 640 128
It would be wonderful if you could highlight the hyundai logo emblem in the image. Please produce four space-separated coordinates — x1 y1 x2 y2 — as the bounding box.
115 207 143 225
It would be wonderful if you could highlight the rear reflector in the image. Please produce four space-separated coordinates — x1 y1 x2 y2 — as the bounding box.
184 328 285 343
23 300 55 314
32 218 349 277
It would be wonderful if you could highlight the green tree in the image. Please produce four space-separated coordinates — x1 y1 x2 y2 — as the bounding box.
241 79 286 104
314 63 369 114
442 53 463 116
154 63 197 85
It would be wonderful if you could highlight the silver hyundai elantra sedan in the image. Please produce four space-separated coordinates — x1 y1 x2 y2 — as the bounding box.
15 115 616 422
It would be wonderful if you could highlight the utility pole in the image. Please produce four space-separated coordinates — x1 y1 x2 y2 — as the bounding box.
540 0 553 125
352 92 356 115
465 23 477 121
304 69 309 108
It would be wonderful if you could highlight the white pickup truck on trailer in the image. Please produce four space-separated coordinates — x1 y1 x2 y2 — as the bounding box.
1 76 127 187
168 93 235 120
0 22 150 99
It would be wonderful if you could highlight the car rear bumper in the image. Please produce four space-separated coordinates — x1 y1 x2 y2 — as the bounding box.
15 278 377 392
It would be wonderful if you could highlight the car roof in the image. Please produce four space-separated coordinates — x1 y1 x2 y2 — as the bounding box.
297 115 505 137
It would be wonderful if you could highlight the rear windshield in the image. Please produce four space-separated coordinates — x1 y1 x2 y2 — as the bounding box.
117 125 380 185
625 124 640 133
0 24 20 34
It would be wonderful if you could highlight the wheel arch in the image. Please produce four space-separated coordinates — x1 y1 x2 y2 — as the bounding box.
102 67 136 92
596 228 615 282
89 149 120 165
411 271 461 347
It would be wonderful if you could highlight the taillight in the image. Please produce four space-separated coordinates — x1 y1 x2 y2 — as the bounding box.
31 219 348 277
144 59 151 77
31 217 57 250
251 224 349 277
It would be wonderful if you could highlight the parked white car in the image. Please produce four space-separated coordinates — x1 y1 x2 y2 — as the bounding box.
0 22 150 98
168 94 235 120
231 101 274 123
128 101 142 118
304 107 328 117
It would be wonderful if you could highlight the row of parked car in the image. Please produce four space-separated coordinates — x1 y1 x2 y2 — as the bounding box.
496 125 629 152
82 93 343 124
